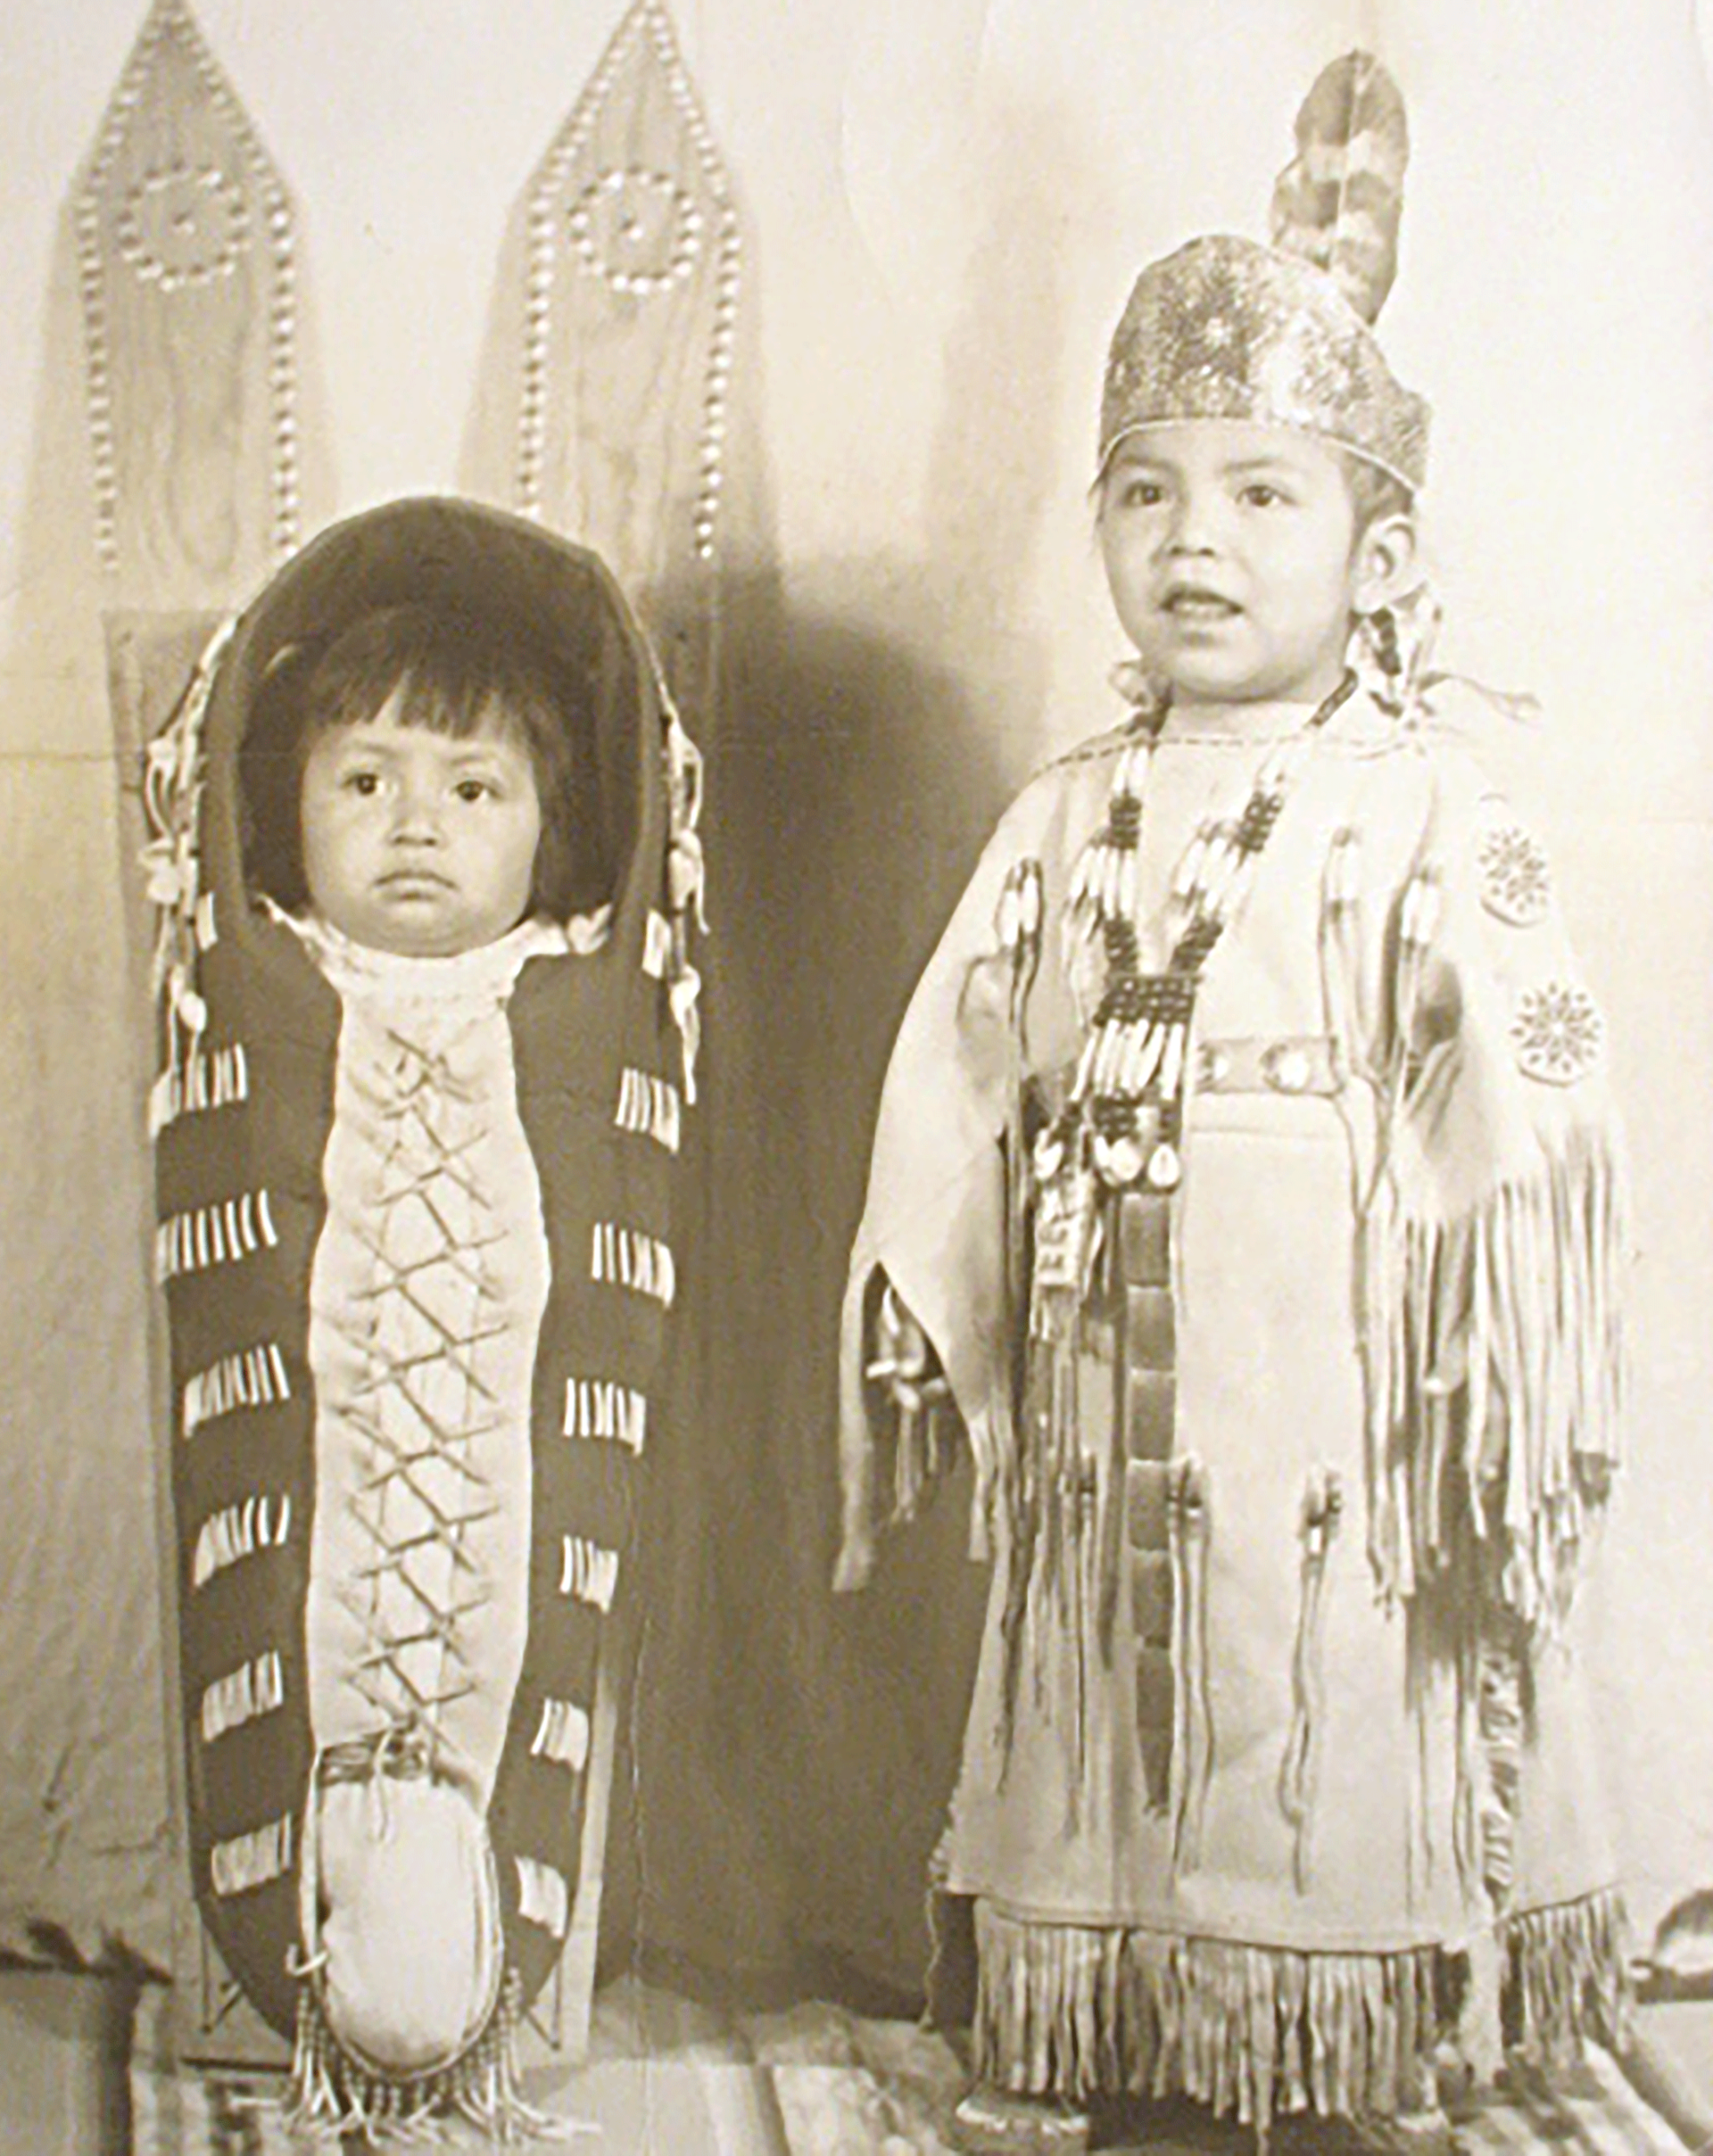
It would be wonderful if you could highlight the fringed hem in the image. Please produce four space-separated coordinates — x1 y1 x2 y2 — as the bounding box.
970 1889 1632 2129
971 1905 1444 2127
1502 1887 1631 2061
285 1975 592 2145
1368 1127 1625 1629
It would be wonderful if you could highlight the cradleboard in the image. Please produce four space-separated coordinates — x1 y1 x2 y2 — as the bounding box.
141 497 704 2131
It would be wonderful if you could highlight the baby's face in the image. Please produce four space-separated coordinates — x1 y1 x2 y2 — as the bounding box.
1097 419 1368 706
300 691 542 956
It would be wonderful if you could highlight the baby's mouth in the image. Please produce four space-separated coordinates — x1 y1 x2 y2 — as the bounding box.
379 869 453 894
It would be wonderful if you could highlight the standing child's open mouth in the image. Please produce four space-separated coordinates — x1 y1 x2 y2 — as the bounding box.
1163 584 1240 621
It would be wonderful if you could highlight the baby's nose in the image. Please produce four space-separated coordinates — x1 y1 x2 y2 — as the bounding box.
392 788 443 840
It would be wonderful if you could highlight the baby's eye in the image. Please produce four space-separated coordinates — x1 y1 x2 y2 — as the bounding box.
453 777 494 804
344 770 383 796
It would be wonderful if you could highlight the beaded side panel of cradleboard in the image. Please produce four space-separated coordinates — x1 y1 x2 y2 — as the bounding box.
75 0 303 611
502 0 742 735
80 0 308 2074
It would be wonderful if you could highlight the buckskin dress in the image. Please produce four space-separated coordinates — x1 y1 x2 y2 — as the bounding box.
838 678 1627 2131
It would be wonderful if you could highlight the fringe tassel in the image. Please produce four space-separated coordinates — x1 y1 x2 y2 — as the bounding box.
1279 1469 1345 1893
561 1376 648 1451
589 1221 676 1306
155 1189 279 1283
182 1339 289 1437
200 1650 286 1745
559 1534 619 1611
642 909 673 980
191 1490 292 1588
1469 1629 1524 1908
285 1973 591 2144
972 1904 1443 2125
1168 1458 1213 1875
1367 1128 1624 1627
210 1813 294 1898
149 1039 250 1135
515 1854 572 1937
1502 1887 1631 2061
528 1699 592 1775
616 1065 683 1152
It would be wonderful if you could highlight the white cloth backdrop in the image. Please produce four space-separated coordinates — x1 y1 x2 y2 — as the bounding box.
0 0 1710 1981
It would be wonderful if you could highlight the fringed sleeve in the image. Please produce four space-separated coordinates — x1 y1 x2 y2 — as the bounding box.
835 761 1092 1590
1363 746 1626 1630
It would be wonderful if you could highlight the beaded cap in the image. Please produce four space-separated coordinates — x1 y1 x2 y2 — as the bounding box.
1098 235 1429 492
1097 54 1429 494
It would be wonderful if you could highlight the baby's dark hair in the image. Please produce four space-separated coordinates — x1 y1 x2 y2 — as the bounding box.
243 600 606 918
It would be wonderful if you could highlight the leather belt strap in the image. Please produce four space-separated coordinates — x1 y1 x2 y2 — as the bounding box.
1195 1035 1338 1097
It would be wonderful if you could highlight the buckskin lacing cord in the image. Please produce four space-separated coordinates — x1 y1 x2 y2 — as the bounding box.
329 1020 506 1761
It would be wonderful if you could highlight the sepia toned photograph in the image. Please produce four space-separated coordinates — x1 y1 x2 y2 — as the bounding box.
0 3 1710 2149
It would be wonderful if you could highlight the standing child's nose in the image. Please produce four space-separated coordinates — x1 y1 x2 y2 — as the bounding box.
1166 485 1220 556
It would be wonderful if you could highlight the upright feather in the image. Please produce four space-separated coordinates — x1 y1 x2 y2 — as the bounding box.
1270 51 1409 325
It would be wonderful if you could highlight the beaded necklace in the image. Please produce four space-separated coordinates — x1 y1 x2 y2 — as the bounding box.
1048 669 1355 1200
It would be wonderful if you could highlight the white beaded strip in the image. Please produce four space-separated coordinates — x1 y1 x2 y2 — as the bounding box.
183 1338 289 1435
192 1491 293 1589
616 1065 682 1152
562 1378 648 1452
150 1039 249 1136
641 909 673 979
517 0 741 564
211 1812 293 1898
590 1221 675 1307
155 1189 278 1283
201 1649 286 1744
559 1535 620 1613
529 1697 592 1773
515 1855 571 1938
75 0 299 574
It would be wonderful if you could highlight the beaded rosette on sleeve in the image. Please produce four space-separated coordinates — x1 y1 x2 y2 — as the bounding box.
141 500 704 2137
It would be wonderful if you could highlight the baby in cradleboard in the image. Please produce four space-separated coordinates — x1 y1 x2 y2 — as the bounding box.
144 500 703 2138
837 54 1628 2156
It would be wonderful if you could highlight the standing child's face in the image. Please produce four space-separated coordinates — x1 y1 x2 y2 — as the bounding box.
1097 419 1406 706
300 690 543 957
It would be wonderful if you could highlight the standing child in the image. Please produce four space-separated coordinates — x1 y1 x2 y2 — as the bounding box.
143 499 704 2135
837 54 1628 2150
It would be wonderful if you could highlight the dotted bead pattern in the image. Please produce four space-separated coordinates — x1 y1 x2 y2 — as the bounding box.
517 0 741 565
75 0 299 575
567 167 705 295
116 160 251 287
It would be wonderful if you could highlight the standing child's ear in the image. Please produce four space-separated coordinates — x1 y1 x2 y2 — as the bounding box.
1351 508 1419 616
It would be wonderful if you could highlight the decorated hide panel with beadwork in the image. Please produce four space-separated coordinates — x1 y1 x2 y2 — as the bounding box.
141 497 704 2124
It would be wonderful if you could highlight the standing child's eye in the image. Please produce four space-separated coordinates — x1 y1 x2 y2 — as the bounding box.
1239 482 1288 508
1114 477 1166 509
